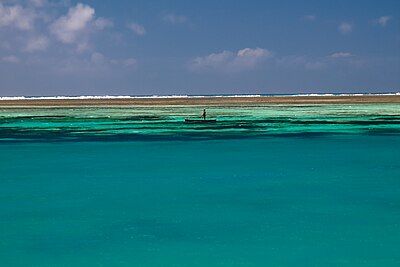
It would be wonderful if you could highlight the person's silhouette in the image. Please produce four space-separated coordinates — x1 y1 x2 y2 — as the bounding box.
202 109 206 120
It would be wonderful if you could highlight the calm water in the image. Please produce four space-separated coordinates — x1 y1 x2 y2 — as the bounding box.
1 104 400 266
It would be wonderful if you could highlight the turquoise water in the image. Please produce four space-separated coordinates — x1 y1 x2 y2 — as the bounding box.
1 104 400 266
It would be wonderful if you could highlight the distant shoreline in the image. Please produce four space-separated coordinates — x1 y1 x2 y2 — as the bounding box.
0 95 400 107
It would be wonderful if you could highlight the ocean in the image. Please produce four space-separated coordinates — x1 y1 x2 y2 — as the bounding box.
1 104 400 266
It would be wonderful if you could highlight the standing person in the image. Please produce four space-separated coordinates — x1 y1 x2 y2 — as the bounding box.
202 109 206 120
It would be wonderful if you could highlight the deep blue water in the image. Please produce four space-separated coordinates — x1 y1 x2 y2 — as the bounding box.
1 105 400 266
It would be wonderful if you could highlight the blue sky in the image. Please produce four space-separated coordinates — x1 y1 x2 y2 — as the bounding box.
0 0 399 96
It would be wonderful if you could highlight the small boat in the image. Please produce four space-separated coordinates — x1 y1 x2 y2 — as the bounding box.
184 119 217 123
185 109 216 123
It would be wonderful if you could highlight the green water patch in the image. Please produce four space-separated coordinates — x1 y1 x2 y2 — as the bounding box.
0 104 399 142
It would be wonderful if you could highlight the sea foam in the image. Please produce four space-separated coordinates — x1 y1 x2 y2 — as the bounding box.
0 93 399 101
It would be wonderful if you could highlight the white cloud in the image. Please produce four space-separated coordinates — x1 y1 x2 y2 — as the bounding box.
338 22 353 34
302 15 316 21
123 58 137 67
50 3 95 44
163 13 188 24
110 57 137 67
127 22 146 36
374 16 392 27
24 35 49 52
236 48 272 68
330 52 353 58
190 48 272 73
90 52 105 64
76 42 90 52
2 55 20 63
49 3 111 51
0 3 37 30
192 50 232 69
90 52 137 68
94 17 113 30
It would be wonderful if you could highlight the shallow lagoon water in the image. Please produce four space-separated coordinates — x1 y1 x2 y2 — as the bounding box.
1 104 399 141
1 104 400 266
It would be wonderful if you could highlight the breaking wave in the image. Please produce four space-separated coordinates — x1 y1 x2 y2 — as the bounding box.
0 93 399 101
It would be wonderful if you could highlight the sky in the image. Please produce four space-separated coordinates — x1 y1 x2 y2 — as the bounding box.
0 0 399 96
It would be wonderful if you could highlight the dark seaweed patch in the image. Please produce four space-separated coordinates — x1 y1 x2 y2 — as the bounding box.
270 132 337 138
289 119 400 125
364 128 400 136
